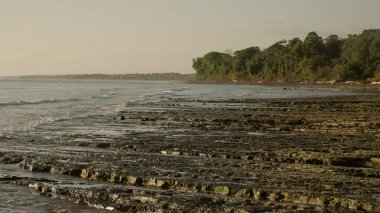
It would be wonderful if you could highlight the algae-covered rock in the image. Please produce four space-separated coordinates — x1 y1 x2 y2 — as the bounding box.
108 171 122 183
81 169 90 178
234 188 251 198
370 157 380 164
214 186 229 195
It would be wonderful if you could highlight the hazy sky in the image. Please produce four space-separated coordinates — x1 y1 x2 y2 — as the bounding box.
0 0 379 76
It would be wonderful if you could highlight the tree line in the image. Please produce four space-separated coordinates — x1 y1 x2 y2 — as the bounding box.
193 29 380 82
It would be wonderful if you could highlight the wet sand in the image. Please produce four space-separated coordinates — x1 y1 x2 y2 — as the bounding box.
0 92 380 212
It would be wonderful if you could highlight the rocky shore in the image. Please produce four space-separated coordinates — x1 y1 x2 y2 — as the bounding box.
1 92 380 212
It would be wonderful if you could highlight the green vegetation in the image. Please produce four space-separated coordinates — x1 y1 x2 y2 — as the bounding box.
193 29 380 82
19 73 195 81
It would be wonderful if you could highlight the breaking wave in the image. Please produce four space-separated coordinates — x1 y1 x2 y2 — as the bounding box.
0 98 84 107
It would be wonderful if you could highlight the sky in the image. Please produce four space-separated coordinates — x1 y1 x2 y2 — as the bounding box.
0 0 379 76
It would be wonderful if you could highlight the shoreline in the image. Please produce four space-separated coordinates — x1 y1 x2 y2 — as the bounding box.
4 76 380 94
189 80 380 93
0 92 379 212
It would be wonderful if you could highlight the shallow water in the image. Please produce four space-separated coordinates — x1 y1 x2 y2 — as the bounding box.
0 79 355 136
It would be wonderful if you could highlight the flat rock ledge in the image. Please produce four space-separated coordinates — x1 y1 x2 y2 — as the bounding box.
0 94 379 212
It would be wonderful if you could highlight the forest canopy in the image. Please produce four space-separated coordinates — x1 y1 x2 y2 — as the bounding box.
193 29 380 82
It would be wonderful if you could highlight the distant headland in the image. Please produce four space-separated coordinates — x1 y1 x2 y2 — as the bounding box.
14 73 195 82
